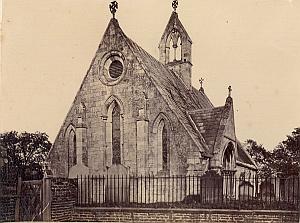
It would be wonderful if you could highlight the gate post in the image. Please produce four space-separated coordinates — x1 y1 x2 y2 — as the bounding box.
42 177 52 221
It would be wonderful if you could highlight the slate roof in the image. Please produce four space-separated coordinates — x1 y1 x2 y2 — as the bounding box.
159 12 192 47
107 19 213 154
109 18 256 167
121 24 212 154
236 141 257 168
191 87 214 109
188 106 225 152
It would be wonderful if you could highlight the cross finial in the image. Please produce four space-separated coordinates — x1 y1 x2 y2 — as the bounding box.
199 78 204 92
199 78 204 88
228 86 232 97
172 0 178 12
109 1 118 18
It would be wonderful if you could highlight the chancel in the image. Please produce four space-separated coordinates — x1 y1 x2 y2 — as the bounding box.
48 1 257 179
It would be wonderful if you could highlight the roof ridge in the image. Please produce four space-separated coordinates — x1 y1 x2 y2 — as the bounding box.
237 140 258 168
188 106 225 114
191 87 214 108
121 31 211 154
125 35 209 111
126 33 213 111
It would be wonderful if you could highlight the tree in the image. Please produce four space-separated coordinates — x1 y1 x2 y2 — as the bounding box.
271 127 300 176
0 131 52 180
246 127 300 177
245 139 272 177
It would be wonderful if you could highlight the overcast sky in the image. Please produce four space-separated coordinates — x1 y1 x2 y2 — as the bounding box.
1 0 300 150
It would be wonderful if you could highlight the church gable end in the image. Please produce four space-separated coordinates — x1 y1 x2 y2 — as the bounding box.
48 2 256 178
48 16 204 177
209 96 239 171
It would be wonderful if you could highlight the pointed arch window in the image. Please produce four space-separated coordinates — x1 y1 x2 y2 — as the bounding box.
112 103 121 164
169 39 175 63
68 129 77 169
176 36 182 61
162 124 169 171
153 113 171 174
223 143 234 171
222 142 235 196
168 29 182 62
104 95 124 167
157 119 170 172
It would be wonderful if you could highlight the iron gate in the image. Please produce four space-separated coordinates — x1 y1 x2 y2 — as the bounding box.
20 180 43 221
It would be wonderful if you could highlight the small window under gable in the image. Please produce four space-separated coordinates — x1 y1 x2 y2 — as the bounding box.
67 129 76 169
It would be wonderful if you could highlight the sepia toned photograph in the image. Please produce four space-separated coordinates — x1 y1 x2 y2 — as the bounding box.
0 0 299 222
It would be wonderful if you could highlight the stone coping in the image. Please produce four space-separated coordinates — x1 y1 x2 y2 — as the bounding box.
74 207 298 215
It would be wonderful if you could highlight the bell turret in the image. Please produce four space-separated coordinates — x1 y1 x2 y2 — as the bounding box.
159 1 193 87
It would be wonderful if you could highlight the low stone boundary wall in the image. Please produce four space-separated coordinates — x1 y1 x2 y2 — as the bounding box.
73 207 299 223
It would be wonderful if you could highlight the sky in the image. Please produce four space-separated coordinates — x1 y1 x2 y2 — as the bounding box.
1 0 300 150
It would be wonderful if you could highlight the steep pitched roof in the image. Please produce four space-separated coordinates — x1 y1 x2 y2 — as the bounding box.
127 40 212 154
159 12 192 47
236 141 257 169
188 106 225 152
107 19 213 155
104 19 256 168
188 104 257 168
191 87 214 108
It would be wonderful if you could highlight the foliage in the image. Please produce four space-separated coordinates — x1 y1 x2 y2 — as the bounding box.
271 127 300 176
245 139 272 177
0 131 52 180
0 145 8 168
246 127 300 177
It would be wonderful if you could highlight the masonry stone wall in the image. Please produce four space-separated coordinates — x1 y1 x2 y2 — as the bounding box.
51 177 77 222
48 18 203 178
72 207 299 223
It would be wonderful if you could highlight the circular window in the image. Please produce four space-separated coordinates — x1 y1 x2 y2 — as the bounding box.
109 60 123 78
98 51 127 86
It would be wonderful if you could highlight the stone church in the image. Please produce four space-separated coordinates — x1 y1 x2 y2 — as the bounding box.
48 1 257 178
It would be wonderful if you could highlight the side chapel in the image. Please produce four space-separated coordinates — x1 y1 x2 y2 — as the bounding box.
48 1 257 179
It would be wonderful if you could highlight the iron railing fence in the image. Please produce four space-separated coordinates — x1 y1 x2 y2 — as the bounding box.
76 175 299 210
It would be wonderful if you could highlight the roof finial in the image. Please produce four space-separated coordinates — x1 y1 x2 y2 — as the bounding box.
172 0 178 12
228 85 232 97
199 78 204 92
109 1 118 18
